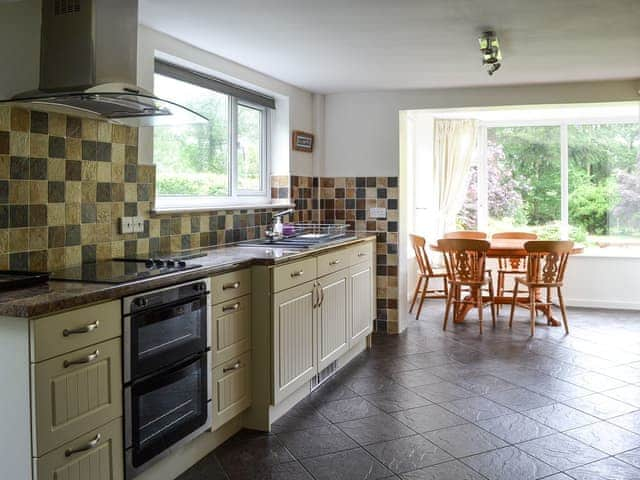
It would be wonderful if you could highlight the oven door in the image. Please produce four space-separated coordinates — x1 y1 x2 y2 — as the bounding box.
125 352 211 477
125 293 208 382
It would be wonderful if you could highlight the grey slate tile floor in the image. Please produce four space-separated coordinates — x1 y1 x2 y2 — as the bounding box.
178 302 640 479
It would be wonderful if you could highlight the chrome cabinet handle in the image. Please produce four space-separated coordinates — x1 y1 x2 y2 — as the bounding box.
63 321 100 337
329 259 341 266
223 361 241 373
358 252 367 257
320 286 325 306
65 433 101 457
312 283 319 308
64 350 100 368
290 270 304 278
222 302 240 313
223 282 240 290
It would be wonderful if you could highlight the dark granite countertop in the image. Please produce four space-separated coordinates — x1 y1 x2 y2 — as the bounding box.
0 234 376 318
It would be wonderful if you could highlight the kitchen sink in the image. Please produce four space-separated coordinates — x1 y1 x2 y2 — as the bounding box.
238 233 347 249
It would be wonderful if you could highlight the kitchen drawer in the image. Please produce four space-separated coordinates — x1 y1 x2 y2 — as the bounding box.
316 248 350 277
349 241 374 266
211 268 252 304
212 294 251 367
30 300 121 363
272 257 316 292
212 352 251 431
33 417 123 480
32 338 123 456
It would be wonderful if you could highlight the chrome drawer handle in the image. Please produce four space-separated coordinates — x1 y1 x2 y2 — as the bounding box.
63 321 100 337
223 361 241 373
65 433 101 457
290 270 304 278
223 282 240 290
329 259 341 266
64 350 100 368
358 252 367 257
222 302 240 313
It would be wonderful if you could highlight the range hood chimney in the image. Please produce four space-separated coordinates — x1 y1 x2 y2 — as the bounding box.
2 0 206 127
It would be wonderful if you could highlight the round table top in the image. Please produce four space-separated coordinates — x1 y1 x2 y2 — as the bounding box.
430 238 584 257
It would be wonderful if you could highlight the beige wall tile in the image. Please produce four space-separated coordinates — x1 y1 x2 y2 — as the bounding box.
111 164 124 182
97 162 111 182
81 118 97 140
9 229 29 252
81 161 97 181
0 156 8 179
47 247 65 270
47 203 65 225
48 113 66 137
0 231 8 254
111 143 125 164
10 131 29 156
82 181 97 203
66 203 81 224
111 241 124 258
65 181 81 203
96 242 111 261
29 227 48 250
29 133 49 157
0 106 10 130
112 125 128 144
65 245 81 266
124 183 137 202
97 204 111 224
97 121 112 142
81 223 97 244
9 180 28 203
66 137 82 160
48 158 66 181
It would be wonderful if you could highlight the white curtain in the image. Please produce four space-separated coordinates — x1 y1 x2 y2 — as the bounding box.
432 118 479 236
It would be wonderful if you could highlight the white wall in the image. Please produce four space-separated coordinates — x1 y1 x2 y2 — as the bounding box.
0 0 40 98
324 80 640 177
137 26 315 176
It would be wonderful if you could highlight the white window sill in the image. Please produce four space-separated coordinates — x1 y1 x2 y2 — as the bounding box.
151 201 294 215
574 248 640 260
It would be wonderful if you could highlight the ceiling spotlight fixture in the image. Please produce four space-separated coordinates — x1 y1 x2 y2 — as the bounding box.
478 31 502 76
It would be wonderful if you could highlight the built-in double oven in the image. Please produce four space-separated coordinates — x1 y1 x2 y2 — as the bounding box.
123 278 211 479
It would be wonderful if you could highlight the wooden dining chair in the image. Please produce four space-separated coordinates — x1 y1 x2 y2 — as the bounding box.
492 232 538 314
409 234 448 319
509 240 574 336
443 231 488 240
438 238 496 334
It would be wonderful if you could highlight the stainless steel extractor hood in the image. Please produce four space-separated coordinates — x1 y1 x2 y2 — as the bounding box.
2 0 207 127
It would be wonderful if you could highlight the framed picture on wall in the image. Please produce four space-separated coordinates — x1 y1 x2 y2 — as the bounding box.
292 130 314 152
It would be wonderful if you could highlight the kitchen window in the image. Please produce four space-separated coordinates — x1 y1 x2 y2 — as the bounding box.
153 60 273 210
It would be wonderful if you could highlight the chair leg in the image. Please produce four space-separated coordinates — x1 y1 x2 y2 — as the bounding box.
529 287 536 336
443 276 449 298
509 281 519 328
546 287 552 325
409 276 423 313
443 282 453 331
488 279 497 328
476 287 483 335
415 276 430 320
497 271 504 315
557 286 569 334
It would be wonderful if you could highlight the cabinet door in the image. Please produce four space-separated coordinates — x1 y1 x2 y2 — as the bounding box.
317 270 349 371
212 352 251 431
272 281 316 404
350 265 374 346
32 338 122 456
212 294 251 367
33 417 123 480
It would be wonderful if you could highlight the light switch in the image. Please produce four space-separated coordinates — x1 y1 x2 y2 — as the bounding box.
369 207 387 219
132 216 145 233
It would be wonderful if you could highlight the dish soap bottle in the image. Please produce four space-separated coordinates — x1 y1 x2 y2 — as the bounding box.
273 216 284 238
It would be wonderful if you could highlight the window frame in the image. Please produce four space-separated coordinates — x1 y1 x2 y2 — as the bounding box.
152 62 272 211
470 116 638 245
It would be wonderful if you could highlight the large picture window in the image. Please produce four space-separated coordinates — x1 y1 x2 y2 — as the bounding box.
458 120 640 253
153 61 272 209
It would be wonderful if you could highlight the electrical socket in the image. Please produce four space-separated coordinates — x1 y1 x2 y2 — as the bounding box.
369 207 387 219
120 217 133 234
132 216 145 233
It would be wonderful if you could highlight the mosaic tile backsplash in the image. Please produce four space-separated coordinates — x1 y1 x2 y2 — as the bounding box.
0 107 399 332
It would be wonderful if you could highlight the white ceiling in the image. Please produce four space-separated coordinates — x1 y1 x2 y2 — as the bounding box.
140 0 640 94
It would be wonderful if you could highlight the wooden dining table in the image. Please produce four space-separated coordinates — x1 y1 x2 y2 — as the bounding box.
430 238 584 327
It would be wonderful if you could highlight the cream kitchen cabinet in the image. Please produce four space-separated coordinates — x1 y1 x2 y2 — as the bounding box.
316 269 349 371
249 238 376 429
272 280 317 404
